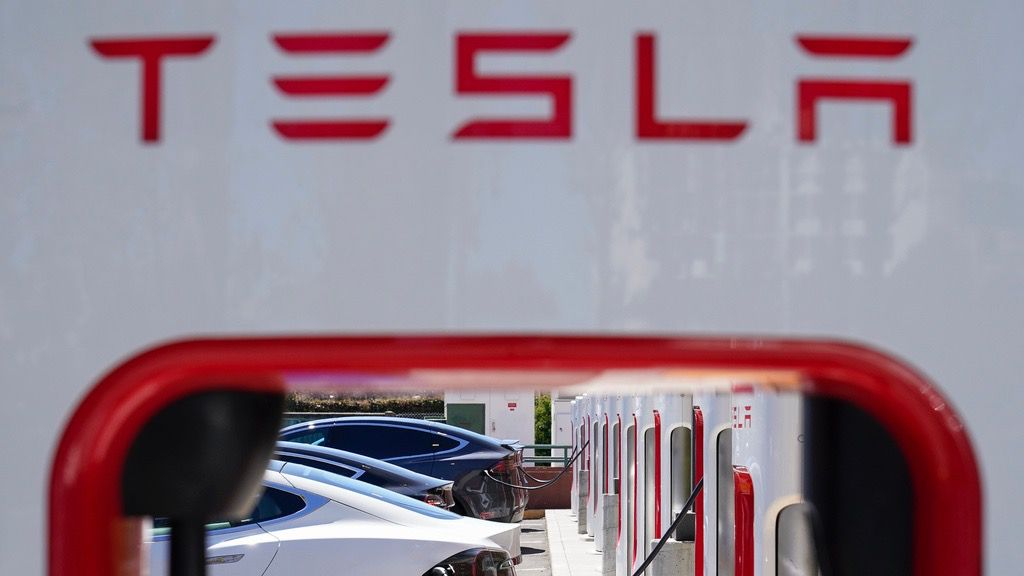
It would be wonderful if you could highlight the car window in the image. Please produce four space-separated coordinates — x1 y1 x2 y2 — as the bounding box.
282 429 327 446
433 434 461 452
356 471 390 487
281 462 458 520
150 486 305 536
326 424 437 459
245 486 306 524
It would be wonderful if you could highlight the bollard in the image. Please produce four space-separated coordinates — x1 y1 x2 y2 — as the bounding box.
587 479 596 539
594 490 604 551
602 494 617 575
577 470 590 534
648 539 694 576
570 467 578 518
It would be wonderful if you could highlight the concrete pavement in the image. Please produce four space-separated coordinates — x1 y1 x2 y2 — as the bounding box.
546 509 602 576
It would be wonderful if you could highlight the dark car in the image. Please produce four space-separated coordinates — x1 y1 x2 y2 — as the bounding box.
273 441 456 509
279 417 528 522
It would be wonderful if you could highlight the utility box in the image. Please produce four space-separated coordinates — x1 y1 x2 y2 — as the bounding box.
446 403 486 434
445 390 535 445
551 392 575 466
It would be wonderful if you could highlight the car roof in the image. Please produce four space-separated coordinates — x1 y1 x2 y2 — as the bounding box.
280 416 509 451
275 460 461 523
274 441 449 487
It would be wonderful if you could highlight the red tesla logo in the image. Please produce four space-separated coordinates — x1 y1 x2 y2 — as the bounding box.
90 36 215 143
270 32 391 140
89 31 914 145
453 33 573 139
635 33 748 141
732 405 752 429
796 35 914 144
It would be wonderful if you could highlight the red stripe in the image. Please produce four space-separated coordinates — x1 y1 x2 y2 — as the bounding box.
603 414 610 494
90 37 213 57
273 33 388 53
586 415 592 514
734 467 755 576
593 414 599 514
693 407 704 576
631 414 639 567
616 413 623 544
454 33 569 52
271 120 388 140
273 77 388 96
653 410 662 536
796 35 912 58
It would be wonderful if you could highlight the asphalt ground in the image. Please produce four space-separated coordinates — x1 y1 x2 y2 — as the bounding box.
516 516 552 576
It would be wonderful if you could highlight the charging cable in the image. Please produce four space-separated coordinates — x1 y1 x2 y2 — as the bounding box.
484 441 590 490
629 477 703 576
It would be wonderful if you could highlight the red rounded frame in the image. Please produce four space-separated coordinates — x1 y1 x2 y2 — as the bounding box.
49 335 982 576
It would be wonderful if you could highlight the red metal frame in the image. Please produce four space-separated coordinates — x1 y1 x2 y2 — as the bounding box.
616 412 622 545
734 466 755 576
603 413 609 495
593 414 599 515
693 406 704 576
653 409 662 536
631 412 639 567
589 412 598 510
587 415 592 471
49 335 982 576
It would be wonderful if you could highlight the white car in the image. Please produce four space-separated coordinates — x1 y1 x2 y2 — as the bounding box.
147 460 521 576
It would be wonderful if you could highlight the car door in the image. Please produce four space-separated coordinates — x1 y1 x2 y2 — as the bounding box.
148 484 309 576
148 522 278 576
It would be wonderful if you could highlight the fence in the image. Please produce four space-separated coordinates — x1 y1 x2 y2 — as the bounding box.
281 411 446 428
522 444 574 467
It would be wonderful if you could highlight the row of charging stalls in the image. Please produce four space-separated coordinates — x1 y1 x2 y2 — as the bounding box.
568 379 911 576
570 387 698 576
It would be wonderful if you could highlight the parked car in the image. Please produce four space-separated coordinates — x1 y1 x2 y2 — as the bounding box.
279 416 529 522
274 441 455 509
148 460 520 576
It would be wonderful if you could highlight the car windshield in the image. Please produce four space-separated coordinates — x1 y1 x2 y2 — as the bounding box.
280 462 459 520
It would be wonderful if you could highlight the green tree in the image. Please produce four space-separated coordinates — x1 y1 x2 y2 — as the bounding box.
534 393 552 465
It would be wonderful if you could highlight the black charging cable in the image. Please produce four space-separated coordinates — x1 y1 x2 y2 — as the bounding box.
521 467 554 484
629 477 704 576
483 441 590 490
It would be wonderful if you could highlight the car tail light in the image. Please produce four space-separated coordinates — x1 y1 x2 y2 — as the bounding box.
422 548 515 576
490 455 515 475
424 492 448 508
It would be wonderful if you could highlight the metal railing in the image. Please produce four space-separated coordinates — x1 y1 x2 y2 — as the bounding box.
521 444 573 467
